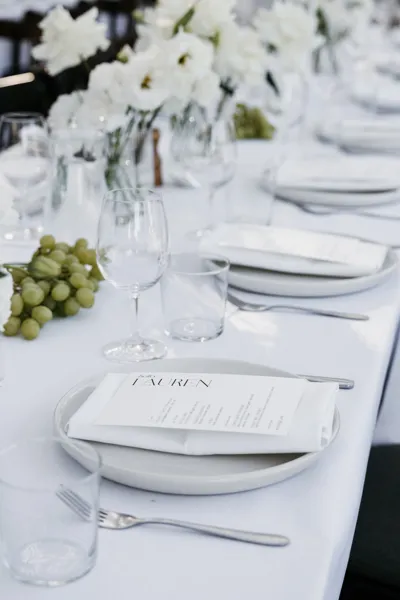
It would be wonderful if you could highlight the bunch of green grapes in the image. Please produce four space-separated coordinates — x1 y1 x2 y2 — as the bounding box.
4 235 104 340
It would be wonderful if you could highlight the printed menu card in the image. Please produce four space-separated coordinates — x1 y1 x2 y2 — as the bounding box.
94 372 308 437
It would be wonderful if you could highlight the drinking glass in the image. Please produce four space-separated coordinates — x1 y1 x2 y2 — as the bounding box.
170 105 237 238
161 253 230 342
0 113 51 241
0 437 101 586
96 187 169 362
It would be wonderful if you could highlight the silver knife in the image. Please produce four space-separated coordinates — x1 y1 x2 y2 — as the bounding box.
297 374 354 390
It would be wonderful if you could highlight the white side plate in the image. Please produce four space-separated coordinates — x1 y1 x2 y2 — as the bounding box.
228 249 398 298
54 358 340 496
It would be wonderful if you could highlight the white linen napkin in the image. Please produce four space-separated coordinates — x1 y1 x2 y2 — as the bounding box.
67 373 338 455
199 224 388 278
273 156 400 192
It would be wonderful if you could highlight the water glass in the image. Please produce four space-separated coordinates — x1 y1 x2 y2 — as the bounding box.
0 113 51 242
161 253 230 342
0 437 101 586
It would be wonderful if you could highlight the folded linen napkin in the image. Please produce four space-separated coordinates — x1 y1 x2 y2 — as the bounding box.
272 156 400 192
199 224 388 278
67 373 338 455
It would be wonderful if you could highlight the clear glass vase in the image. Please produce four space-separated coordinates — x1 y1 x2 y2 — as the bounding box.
49 130 107 246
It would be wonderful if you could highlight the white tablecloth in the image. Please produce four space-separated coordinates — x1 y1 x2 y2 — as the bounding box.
1 133 400 600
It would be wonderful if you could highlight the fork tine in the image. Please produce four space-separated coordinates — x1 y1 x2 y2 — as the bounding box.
58 487 92 521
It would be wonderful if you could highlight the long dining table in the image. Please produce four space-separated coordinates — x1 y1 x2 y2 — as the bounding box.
1 121 400 600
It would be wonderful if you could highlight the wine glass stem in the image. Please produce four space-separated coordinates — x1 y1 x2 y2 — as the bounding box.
129 292 142 344
207 186 215 229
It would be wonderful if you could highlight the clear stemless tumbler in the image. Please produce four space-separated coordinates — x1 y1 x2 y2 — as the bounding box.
0 437 101 587
161 253 230 342
97 187 170 362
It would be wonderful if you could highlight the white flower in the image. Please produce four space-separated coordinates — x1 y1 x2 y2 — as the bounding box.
214 22 267 88
88 61 132 107
48 91 82 130
254 2 322 72
0 272 12 331
193 71 221 108
74 89 129 133
190 0 236 37
161 30 215 102
123 48 171 112
32 6 110 76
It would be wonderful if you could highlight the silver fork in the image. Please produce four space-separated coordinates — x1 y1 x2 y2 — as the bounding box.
56 488 290 547
227 292 369 321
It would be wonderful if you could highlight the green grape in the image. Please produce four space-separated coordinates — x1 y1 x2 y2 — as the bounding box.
31 256 61 279
74 238 88 251
89 277 99 292
68 263 88 276
54 242 70 253
40 234 56 250
32 306 53 326
85 249 97 266
22 277 35 287
37 280 51 296
10 294 23 317
64 297 80 316
90 265 104 281
22 285 45 307
69 273 89 289
10 267 28 284
21 318 40 340
48 250 66 264
51 282 70 302
74 247 91 265
43 296 56 311
3 316 21 336
64 255 79 267
86 279 95 291
76 287 95 308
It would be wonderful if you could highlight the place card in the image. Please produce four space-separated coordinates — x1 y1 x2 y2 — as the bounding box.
94 372 308 437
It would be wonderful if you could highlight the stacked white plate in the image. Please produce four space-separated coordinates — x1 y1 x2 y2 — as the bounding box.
200 223 398 297
261 155 400 209
317 118 400 154
350 74 400 113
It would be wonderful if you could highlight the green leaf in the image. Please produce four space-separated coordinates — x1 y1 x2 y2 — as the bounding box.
172 6 195 35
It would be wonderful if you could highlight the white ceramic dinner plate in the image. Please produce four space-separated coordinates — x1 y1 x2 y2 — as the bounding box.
54 358 340 496
228 249 398 298
261 180 400 208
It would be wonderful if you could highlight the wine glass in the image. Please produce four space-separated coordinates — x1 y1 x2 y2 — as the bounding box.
171 105 237 238
96 187 169 363
0 112 51 242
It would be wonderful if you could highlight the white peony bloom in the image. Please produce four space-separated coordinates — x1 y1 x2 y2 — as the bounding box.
254 2 322 72
214 22 267 88
0 272 12 332
32 6 110 76
48 91 82 130
193 71 221 108
88 61 132 107
190 0 236 37
74 89 129 133
161 30 215 102
124 48 171 112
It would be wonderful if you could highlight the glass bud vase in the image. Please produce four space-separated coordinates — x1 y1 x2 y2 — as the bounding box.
49 130 107 246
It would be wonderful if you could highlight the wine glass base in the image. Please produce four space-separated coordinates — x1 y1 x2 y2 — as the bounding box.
102 338 167 363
